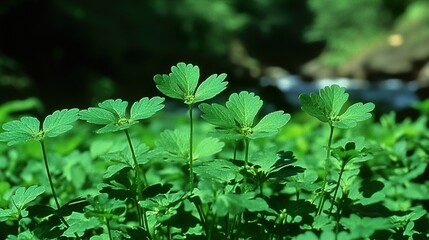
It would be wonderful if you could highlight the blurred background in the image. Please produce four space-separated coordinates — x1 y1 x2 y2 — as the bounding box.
1 0 429 118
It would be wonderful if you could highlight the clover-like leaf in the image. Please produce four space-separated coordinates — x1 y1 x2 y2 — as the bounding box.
0 109 79 145
80 97 164 134
200 91 290 140
154 62 227 105
299 84 374 129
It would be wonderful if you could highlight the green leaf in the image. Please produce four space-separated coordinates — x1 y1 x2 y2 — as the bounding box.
194 159 239 183
194 137 224 159
80 98 163 134
99 99 128 117
130 97 165 121
199 103 236 129
63 212 100 237
156 129 189 161
43 108 79 137
171 62 200 96
299 84 374 128
11 185 45 210
298 93 328 122
319 84 348 116
226 91 262 127
212 192 272 217
334 102 375 128
0 117 40 145
154 62 228 105
341 214 391 239
201 91 290 140
194 73 228 103
79 99 126 129
153 74 183 100
252 111 291 139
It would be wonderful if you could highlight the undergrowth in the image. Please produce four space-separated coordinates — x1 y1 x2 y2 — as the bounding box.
0 62 428 239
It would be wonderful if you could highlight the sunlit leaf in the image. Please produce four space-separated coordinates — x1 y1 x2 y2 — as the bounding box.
195 73 228 103
130 97 165 121
199 103 235 129
252 111 291 139
299 84 374 129
154 62 227 105
334 102 375 128
226 91 262 127
80 98 163 134
43 108 79 137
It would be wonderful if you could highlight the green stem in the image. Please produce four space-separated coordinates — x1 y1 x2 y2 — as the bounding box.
188 104 195 190
329 161 347 215
244 138 250 167
40 141 61 210
316 125 334 216
39 141 79 239
124 129 150 238
106 218 113 240
243 138 250 190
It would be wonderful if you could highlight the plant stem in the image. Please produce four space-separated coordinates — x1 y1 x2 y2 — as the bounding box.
244 138 250 167
188 104 195 190
106 218 113 240
329 161 346 215
124 129 150 237
243 138 250 190
316 125 334 215
39 140 79 239
40 141 61 210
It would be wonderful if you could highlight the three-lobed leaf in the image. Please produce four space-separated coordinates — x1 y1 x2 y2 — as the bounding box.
154 62 227 105
200 91 290 139
80 97 164 134
299 84 374 128
0 109 79 145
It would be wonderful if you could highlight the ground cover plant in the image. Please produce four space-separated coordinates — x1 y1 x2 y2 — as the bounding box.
0 62 428 239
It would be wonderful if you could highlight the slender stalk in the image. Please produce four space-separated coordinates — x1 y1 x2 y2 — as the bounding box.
39 140 79 239
243 138 250 167
242 138 250 190
124 129 150 238
316 125 334 215
106 218 113 240
40 141 61 210
188 104 195 190
329 161 346 215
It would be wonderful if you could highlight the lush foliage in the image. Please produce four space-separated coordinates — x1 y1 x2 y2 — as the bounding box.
0 62 428 239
